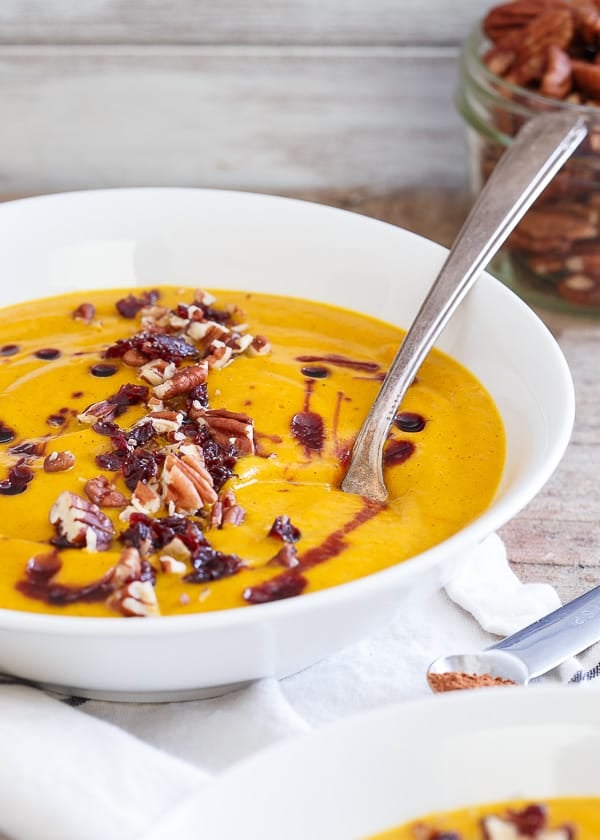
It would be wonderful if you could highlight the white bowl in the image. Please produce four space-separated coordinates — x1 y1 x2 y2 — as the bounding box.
146 685 600 839
0 189 574 700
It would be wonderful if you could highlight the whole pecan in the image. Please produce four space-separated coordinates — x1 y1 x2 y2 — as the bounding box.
43 451 75 473
153 362 208 400
84 475 128 508
49 490 115 551
540 44 572 98
194 408 255 456
162 444 218 514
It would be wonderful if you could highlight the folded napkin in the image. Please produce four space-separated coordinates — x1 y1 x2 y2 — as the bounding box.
1 534 598 840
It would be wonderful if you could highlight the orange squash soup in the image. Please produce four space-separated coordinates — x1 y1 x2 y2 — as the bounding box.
0 286 505 617
369 799 600 839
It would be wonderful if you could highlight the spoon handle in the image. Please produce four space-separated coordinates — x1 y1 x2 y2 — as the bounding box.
341 111 587 502
490 584 600 679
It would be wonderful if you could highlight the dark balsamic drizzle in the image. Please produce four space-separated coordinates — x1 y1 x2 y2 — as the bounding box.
34 348 61 361
0 460 34 495
296 353 379 373
90 363 118 378
297 499 382 571
300 365 330 379
290 378 325 453
0 422 15 444
0 344 19 357
395 411 426 433
384 439 415 467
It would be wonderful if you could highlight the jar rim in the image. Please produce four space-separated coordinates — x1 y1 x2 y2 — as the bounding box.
463 24 600 120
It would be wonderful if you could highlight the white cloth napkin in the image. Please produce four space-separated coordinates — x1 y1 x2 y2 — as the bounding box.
0 534 597 840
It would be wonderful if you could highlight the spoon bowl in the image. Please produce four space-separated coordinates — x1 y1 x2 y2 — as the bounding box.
427 650 530 690
427 582 600 693
341 110 587 501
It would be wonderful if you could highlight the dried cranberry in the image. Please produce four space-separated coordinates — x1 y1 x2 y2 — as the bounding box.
0 459 35 495
120 515 154 552
291 411 324 452
196 302 232 325
111 383 149 408
183 546 244 583
243 570 307 604
395 412 426 433
120 513 208 555
96 451 125 471
121 449 159 491
268 515 301 543
128 420 156 447
115 289 160 319
105 332 198 364
186 383 209 411
199 435 237 491
506 805 548 836
92 420 121 437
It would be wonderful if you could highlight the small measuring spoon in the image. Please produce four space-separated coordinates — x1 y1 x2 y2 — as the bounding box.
341 110 587 502
427 583 600 691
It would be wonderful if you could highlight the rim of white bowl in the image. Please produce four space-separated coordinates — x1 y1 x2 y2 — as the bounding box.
0 188 576 636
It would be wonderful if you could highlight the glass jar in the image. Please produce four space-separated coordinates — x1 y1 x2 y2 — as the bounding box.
457 26 600 315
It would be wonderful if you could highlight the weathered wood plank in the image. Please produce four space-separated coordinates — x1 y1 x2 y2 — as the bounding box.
0 46 467 194
0 1 497 46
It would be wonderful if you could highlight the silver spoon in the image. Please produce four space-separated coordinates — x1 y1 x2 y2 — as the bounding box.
427 582 600 691
341 111 587 502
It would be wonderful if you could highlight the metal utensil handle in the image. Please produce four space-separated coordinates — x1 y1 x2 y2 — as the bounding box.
341 111 587 502
490 584 600 679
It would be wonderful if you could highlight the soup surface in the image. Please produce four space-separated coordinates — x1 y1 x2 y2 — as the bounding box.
0 286 505 617
369 799 600 839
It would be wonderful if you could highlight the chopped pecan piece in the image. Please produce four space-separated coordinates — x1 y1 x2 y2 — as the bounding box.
210 488 246 528
206 343 232 369
159 554 187 574
482 812 570 840
248 334 271 356
49 490 115 551
72 302 95 323
107 546 143 586
122 348 149 367
130 480 161 515
138 358 177 386
107 580 160 617
146 410 183 435
268 543 299 568
153 362 208 400
186 320 230 344
84 475 128 508
194 408 255 455
193 288 216 306
43 450 75 473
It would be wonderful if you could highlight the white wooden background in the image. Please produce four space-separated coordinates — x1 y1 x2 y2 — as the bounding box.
0 1 497 193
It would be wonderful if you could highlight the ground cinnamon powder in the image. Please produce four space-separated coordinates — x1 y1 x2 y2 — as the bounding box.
427 671 517 693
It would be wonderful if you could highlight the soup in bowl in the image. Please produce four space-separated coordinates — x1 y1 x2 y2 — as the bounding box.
0 189 574 699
